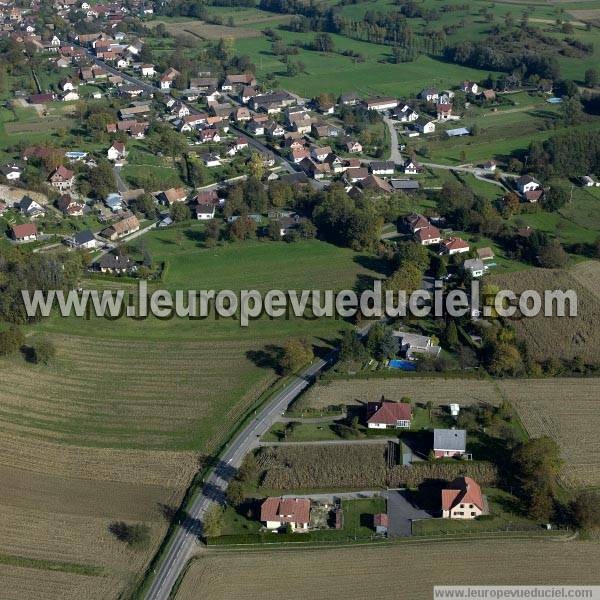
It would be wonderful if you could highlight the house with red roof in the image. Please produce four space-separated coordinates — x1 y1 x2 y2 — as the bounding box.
373 513 389 534
441 477 485 519
440 237 470 255
11 223 38 242
260 497 311 532
366 401 412 429
414 225 441 246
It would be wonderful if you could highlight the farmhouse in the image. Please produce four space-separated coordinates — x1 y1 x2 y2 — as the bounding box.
98 253 137 274
441 237 470 255
414 225 441 245
260 497 311 532
48 165 75 191
391 179 419 192
222 73 257 91
436 103 453 121
433 428 467 458
366 401 412 429
346 141 362 153
11 223 38 242
442 477 484 519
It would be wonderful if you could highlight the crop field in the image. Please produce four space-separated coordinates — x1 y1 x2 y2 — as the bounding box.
0 236 381 598
296 377 503 412
175 539 600 600
500 378 600 487
490 262 600 362
253 444 497 491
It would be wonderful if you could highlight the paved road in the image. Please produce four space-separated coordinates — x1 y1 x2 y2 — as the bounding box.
384 116 403 165
145 357 331 600
113 165 129 193
385 489 432 537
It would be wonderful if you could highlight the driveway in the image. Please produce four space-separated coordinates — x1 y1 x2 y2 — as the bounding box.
385 489 432 537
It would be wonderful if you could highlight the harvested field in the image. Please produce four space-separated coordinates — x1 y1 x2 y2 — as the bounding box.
500 378 600 487
296 377 502 411
175 539 600 600
4 117 72 134
150 19 260 40
491 262 600 362
0 564 119 600
568 9 600 22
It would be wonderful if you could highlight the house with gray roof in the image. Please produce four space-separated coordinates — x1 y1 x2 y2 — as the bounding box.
433 428 467 458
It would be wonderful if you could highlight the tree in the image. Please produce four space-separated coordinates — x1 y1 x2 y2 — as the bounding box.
339 329 366 362
386 261 423 296
227 480 245 506
366 323 399 361
109 522 150 549
572 490 600 530
445 320 459 348
228 216 257 241
562 97 583 126
538 240 568 268
203 505 223 538
30 337 56 364
488 342 523 376
584 68 598 88
87 160 116 200
0 325 24 356
170 203 190 223
247 153 265 180
279 338 313 374
313 32 334 53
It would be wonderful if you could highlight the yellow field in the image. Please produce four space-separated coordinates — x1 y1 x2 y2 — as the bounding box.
297 377 502 410
499 378 600 487
175 539 600 600
0 333 276 598
491 262 600 362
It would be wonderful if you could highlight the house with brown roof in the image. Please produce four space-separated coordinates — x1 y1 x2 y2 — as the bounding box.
101 214 140 240
159 67 180 90
366 401 412 429
222 73 256 91
48 165 75 191
260 497 311 531
11 223 38 242
158 187 187 205
442 477 484 519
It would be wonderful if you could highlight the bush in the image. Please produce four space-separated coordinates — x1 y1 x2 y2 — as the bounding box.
0 325 24 356
29 338 56 364
108 522 151 549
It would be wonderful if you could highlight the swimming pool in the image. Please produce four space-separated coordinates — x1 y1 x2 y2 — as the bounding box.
388 359 417 371
546 97 563 104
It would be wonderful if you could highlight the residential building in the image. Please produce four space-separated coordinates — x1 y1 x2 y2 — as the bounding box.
48 165 75 191
107 141 127 161
260 497 311 531
366 401 412 429
442 477 484 519
158 187 187 205
68 229 97 249
516 175 540 195
414 225 441 245
159 67 180 90
374 513 389 535
370 161 395 176
434 429 467 458
364 97 398 112
393 331 441 360
464 258 485 278
57 194 85 216
440 237 470 255
101 214 140 240
11 223 38 242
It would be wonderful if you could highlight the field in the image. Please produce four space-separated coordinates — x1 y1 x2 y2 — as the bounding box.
252 444 497 492
490 262 600 362
295 377 503 412
174 539 600 600
0 236 383 598
498 378 600 488
150 17 263 40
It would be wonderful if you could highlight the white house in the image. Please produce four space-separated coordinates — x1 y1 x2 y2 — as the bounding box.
141 64 155 77
107 142 127 162
62 91 80 102
440 237 470 255
1 164 22 180
462 81 479 95
516 175 540 195
69 230 98 249
403 159 420 175
464 258 485 278
366 401 412 429
419 88 439 102
194 203 215 220
396 104 418 122
202 154 221 168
